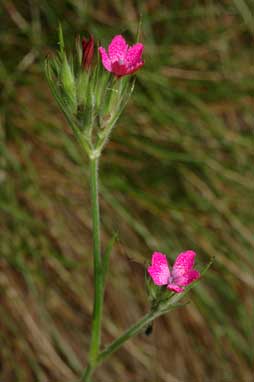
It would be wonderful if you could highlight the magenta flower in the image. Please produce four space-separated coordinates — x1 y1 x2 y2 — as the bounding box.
148 251 200 293
98 35 144 77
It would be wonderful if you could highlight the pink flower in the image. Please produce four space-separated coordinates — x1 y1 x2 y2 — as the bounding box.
99 35 144 77
148 251 200 293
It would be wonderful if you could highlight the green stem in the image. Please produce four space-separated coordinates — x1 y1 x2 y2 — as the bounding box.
81 309 158 380
80 364 93 382
81 311 157 380
96 310 159 367
88 157 103 366
85 293 186 374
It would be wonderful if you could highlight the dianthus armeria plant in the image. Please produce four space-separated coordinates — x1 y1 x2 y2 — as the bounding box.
45 27 212 382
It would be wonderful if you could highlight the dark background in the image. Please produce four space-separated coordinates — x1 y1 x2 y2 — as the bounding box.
0 1 254 381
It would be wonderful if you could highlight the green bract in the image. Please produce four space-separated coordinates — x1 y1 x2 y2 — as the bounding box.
45 28 135 159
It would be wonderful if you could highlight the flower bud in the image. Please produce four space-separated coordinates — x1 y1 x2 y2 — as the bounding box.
61 55 77 113
82 36 94 70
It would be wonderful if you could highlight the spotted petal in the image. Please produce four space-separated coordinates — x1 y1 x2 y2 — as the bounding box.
111 61 128 76
108 35 128 62
148 252 170 286
98 47 112 71
167 284 184 293
172 250 200 287
126 43 144 67
172 250 196 276
126 61 144 75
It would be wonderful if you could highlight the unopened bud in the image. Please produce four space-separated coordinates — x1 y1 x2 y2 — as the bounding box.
82 36 94 70
61 55 76 112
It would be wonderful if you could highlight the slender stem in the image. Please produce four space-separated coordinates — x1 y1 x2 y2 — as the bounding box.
88 157 103 366
96 310 159 367
80 293 186 379
80 364 93 382
81 311 157 380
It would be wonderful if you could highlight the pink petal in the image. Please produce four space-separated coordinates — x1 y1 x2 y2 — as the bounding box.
167 284 184 293
108 35 128 62
125 61 144 76
98 47 112 71
172 250 196 277
126 43 144 67
172 250 200 287
147 252 170 286
186 269 200 283
173 270 200 287
111 61 128 76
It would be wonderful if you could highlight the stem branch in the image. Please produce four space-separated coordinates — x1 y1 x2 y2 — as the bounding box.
96 310 159 367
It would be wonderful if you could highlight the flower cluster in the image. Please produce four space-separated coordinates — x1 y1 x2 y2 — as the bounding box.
81 34 144 77
45 31 144 158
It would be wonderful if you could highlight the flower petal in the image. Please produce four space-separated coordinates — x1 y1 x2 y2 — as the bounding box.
111 61 128 76
125 60 144 75
98 47 112 71
172 250 196 276
172 250 200 287
167 284 184 293
126 43 144 67
186 269 200 283
173 270 200 287
108 35 128 62
147 252 170 286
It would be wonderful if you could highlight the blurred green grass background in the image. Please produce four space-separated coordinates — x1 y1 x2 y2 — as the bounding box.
1 1 254 381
